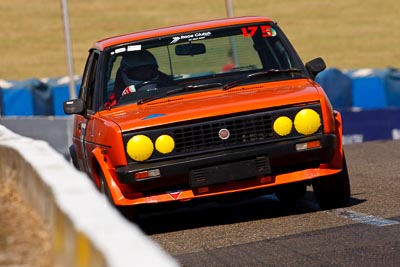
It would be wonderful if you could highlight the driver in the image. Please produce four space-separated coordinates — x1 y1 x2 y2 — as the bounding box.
115 50 173 97
105 50 174 109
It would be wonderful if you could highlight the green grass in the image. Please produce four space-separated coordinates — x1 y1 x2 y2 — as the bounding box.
1 0 399 80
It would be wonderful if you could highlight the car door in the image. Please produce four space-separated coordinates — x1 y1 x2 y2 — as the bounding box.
72 50 99 175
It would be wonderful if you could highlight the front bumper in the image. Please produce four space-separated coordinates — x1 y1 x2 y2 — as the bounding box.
116 134 336 193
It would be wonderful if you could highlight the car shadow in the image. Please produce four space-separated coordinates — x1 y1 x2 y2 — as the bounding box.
125 189 366 235
347 191 367 207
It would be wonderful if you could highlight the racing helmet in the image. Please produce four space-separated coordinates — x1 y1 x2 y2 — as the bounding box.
120 50 159 85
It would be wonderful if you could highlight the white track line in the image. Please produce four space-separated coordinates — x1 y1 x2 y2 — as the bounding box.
329 209 399 227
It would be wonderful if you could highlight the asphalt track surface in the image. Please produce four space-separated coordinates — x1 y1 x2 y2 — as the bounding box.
133 140 400 266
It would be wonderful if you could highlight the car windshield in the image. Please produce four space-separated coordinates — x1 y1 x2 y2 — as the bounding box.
101 22 306 109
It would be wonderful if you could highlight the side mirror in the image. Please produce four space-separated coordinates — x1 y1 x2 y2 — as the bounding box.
305 57 326 79
175 43 206 56
64 99 85 115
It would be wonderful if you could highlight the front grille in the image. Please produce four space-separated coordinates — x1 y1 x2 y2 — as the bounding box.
123 103 322 162
173 114 274 153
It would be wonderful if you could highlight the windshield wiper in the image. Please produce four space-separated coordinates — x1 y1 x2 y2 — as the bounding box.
222 68 302 90
137 83 222 105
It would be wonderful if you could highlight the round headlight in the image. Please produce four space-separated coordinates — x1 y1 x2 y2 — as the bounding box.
273 116 293 136
126 135 154 162
155 134 175 154
294 109 321 135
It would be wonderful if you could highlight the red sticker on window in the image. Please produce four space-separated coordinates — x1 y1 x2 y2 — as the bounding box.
241 25 276 38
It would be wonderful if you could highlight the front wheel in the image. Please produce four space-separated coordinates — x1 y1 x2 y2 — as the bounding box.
98 171 138 221
312 155 351 209
99 171 114 206
274 182 307 204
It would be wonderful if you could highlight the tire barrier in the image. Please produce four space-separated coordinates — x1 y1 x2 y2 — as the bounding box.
316 67 400 110
315 67 400 144
0 125 178 267
1 68 400 116
0 76 80 116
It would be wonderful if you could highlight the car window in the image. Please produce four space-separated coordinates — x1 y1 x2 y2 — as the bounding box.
101 23 305 108
151 34 262 77
80 50 99 112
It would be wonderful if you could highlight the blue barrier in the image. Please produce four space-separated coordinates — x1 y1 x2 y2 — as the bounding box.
1 71 400 144
2 88 34 116
343 68 400 109
52 84 80 116
0 88 3 115
385 68 400 107
31 79 54 116
2 69 399 115
0 77 81 117
352 77 386 109
341 108 400 143
315 68 353 109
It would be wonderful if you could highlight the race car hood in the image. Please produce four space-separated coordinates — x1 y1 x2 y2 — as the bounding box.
101 78 326 132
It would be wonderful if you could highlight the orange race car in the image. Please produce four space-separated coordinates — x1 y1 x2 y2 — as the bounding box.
64 16 350 215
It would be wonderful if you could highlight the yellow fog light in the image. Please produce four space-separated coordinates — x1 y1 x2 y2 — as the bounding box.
273 116 293 136
155 134 175 154
294 109 321 135
126 135 154 162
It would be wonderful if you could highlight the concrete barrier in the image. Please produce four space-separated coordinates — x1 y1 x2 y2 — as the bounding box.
0 125 178 267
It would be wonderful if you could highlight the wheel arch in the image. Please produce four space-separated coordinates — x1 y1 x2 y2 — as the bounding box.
326 110 345 169
91 147 125 204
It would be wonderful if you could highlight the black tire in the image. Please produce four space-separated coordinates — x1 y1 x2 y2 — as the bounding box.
274 182 307 204
99 171 139 221
312 155 351 209
117 206 139 222
69 145 80 170
99 171 114 205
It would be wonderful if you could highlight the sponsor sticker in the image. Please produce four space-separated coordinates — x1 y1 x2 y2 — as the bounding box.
170 31 211 44
111 47 127 55
128 45 142 51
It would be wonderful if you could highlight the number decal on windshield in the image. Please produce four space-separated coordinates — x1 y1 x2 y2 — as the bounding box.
241 25 276 38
